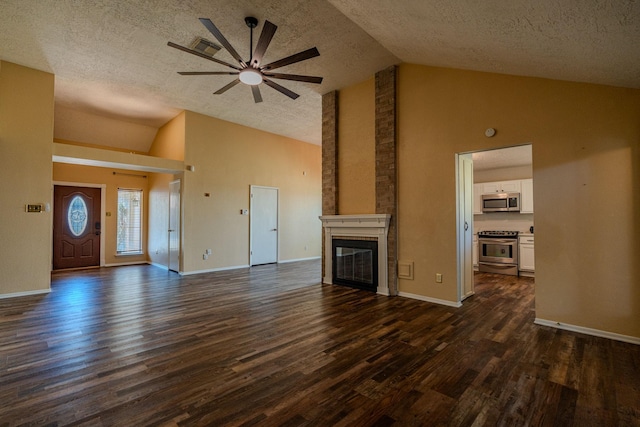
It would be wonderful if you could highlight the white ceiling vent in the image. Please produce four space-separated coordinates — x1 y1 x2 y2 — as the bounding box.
189 37 221 57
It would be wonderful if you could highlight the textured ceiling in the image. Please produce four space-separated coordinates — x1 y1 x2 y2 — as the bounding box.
1 1 638 149
472 145 532 171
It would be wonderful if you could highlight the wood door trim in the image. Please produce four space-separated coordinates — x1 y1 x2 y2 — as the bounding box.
52 181 106 269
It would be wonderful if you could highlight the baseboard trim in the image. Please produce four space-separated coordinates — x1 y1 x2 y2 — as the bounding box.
181 264 250 276
104 261 149 267
398 291 462 308
278 256 321 264
534 318 640 345
0 288 51 299
148 262 169 271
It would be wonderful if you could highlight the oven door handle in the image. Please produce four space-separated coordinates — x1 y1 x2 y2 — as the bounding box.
480 262 516 269
479 239 516 244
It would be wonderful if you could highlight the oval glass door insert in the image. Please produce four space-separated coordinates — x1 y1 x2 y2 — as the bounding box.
68 195 88 236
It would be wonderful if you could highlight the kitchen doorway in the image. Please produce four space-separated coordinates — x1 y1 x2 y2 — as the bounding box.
456 144 534 303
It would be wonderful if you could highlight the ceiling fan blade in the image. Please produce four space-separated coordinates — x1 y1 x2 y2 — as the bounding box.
199 18 247 68
178 71 239 76
167 42 240 70
263 73 323 84
250 20 277 68
261 47 320 71
251 85 263 103
263 78 299 100
214 79 241 95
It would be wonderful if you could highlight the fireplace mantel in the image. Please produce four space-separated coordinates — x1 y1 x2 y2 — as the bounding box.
319 214 392 295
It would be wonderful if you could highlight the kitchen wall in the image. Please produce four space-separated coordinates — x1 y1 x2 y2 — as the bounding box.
0 61 54 296
334 62 640 339
474 213 533 234
474 163 534 233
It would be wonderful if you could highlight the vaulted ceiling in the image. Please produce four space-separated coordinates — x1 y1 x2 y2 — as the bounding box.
1 1 638 149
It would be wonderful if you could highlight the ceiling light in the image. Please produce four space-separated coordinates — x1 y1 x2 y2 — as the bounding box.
239 68 263 85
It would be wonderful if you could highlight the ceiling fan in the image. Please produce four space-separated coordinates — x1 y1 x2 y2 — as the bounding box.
168 16 323 103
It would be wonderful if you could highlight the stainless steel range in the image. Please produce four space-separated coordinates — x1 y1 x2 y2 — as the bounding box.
478 230 519 276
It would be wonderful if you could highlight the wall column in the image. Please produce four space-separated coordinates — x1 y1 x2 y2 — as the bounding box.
321 91 339 279
375 66 398 296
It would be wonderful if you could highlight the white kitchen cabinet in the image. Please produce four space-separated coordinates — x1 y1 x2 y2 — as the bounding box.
520 179 534 214
481 180 521 194
519 235 535 273
473 183 484 215
473 234 478 269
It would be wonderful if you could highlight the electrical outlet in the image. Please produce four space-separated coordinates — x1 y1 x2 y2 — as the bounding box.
436 273 443 283
203 254 209 260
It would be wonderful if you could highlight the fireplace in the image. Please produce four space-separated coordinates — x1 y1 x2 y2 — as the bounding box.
319 214 394 296
332 238 378 292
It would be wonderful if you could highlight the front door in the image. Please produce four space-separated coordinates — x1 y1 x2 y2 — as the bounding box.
53 186 101 270
250 186 278 265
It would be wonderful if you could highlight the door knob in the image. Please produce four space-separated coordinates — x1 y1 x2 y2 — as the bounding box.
271 228 277 231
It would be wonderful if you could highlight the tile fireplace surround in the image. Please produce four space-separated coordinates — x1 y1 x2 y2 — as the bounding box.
319 214 392 296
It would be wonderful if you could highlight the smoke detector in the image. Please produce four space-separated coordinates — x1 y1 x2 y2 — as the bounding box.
189 37 221 57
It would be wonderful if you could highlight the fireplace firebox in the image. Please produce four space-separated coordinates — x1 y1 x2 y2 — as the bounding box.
332 238 378 292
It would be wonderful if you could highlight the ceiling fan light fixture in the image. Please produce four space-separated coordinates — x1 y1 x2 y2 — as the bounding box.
239 68 263 85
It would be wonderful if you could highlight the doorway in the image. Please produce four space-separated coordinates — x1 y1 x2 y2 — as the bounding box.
250 186 278 266
168 180 181 272
456 154 475 301
456 144 534 303
53 185 102 270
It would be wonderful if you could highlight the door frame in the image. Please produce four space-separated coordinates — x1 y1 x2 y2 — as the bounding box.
52 181 107 269
249 185 279 266
455 154 474 303
168 179 181 273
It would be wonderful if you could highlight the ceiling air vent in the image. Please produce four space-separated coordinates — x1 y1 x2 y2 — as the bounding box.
189 37 221 57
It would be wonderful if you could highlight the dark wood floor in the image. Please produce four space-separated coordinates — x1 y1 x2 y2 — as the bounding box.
1 261 639 426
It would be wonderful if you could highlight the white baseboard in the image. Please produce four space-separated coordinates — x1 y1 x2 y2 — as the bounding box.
148 262 169 270
104 261 149 267
534 318 640 345
398 291 462 308
181 264 250 276
0 288 51 299
278 256 321 264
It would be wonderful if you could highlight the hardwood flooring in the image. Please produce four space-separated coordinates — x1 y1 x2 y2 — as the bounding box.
1 261 639 426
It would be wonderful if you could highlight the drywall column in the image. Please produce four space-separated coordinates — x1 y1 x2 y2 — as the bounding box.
0 61 54 296
375 66 398 296
321 91 339 279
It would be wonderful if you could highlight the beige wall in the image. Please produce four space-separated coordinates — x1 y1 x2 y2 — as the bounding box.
147 113 186 268
338 77 376 214
148 111 185 161
337 63 640 338
0 61 54 296
182 111 322 272
52 163 149 266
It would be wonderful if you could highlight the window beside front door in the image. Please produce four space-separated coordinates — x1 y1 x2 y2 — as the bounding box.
117 188 143 255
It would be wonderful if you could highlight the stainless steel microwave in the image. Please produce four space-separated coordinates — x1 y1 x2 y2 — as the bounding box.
482 193 520 213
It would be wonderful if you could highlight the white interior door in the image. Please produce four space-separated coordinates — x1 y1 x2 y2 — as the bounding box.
168 180 181 272
250 186 278 265
457 154 474 301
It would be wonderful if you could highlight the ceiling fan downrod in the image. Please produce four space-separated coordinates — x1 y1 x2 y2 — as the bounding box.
245 17 258 65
